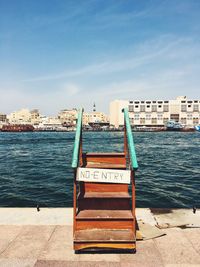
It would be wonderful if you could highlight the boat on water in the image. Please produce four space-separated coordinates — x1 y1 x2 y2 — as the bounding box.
1 124 34 132
166 120 183 131
166 120 195 132
132 126 165 132
194 125 200 132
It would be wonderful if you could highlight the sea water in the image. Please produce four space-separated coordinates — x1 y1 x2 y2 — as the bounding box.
0 131 199 208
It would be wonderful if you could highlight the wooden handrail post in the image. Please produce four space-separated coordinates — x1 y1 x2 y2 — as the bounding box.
73 169 77 235
131 170 136 235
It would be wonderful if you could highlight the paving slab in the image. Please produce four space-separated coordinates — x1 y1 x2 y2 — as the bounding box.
154 228 200 265
18 226 55 241
182 228 200 255
35 261 120 267
0 258 36 267
165 264 200 267
120 239 164 267
1 226 55 259
79 252 120 262
0 226 22 240
0 226 22 254
34 261 78 267
38 226 79 261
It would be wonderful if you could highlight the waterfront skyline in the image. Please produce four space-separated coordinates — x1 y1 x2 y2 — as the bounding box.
0 0 200 115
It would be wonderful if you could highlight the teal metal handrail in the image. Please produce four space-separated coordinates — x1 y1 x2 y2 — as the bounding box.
71 108 83 168
124 108 138 170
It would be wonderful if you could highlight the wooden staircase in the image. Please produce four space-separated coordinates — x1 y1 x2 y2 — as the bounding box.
72 108 138 252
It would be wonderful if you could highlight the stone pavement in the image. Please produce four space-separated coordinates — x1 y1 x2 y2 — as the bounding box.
0 208 199 267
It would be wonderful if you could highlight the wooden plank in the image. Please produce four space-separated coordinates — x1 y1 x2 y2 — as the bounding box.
85 159 126 166
78 198 130 211
74 242 136 251
78 192 131 199
76 209 133 219
77 167 131 184
85 162 126 169
85 153 125 156
131 170 136 234
84 182 129 192
83 153 126 165
76 220 133 230
74 229 135 242
73 170 76 235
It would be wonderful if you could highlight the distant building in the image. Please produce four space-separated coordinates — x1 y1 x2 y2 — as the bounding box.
37 116 62 130
109 100 129 128
30 109 41 125
57 109 77 126
110 96 200 128
0 113 8 129
83 112 109 125
0 113 7 122
8 108 31 124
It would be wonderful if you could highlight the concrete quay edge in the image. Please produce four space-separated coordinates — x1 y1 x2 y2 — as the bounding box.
0 208 199 267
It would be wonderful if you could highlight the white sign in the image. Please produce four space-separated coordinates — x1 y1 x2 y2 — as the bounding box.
76 167 131 184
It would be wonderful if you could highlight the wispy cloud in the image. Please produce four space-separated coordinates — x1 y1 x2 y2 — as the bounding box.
21 35 195 83
27 1 95 28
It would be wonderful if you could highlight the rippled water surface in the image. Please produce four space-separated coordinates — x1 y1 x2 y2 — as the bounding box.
0 132 199 208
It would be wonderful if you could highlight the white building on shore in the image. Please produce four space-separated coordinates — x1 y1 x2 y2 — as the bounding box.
39 117 62 129
8 109 32 124
110 96 200 128
7 108 42 125
57 109 77 127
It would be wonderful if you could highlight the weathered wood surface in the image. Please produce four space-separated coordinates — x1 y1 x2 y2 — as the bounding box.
74 242 136 251
76 210 133 219
76 220 134 230
78 192 131 198
74 229 135 242
82 153 126 169
85 162 126 169
78 197 130 210
83 182 129 192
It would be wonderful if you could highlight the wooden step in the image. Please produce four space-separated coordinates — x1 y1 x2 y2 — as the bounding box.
76 209 133 220
74 229 135 243
78 192 131 210
85 162 126 169
84 153 125 157
78 192 131 199
83 182 129 193
74 229 136 251
76 209 134 230
82 152 126 169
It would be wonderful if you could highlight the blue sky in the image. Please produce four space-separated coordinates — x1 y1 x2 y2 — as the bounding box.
0 0 200 115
